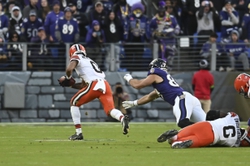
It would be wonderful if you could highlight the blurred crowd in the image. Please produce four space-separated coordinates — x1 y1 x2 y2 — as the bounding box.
1 0 250 71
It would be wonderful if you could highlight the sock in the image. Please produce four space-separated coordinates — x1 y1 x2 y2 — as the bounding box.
70 106 82 134
110 109 124 122
75 124 82 135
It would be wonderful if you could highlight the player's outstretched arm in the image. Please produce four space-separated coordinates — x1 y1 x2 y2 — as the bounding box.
122 90 159 109
124 74 155 89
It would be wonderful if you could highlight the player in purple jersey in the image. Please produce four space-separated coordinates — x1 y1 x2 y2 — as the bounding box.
123 58 206 128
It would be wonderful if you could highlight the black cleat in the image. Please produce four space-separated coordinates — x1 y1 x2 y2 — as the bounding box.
157 129 178 143
172 140 193 149
122 115 130 135
69 133 83 140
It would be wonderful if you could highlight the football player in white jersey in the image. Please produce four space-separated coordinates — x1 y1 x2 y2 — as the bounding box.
59 44 130 140
157 111 249 148
234 73 250 132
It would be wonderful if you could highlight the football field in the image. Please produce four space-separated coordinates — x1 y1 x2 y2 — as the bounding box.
0 122 249 166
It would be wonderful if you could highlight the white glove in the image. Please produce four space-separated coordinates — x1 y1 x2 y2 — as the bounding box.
122 100 138 109
124 74 133 83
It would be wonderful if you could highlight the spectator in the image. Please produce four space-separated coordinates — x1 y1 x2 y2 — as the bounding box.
0 35 8 70
123 2 150 71
150 3 180 68
44 0 64 43
85 20 106 70
107 82 132 121
170 0 182 24
196 1 220 48
28 26 53 71
5 1 16 18
68 2 87 42
58 0 70 10
200 32 230 71
103 10 124 71
184 0 202 35
0 1 9 39
233 0 249 26
23 0 39 19
7 31 22 70
113 0 131 21
73 0 92 13
100 0 114 13
37 0 51 23
192 59 214 113
220 0 239 42
126 0 141 7
55 7 79 43
21 10 43 42
86 1 107 28
225 30 250 71
241 2 250 42
9 6 23 35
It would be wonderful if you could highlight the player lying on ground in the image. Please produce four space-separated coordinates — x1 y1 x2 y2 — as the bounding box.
157 110 250 148
58 44 129 140
122 58 206 128
234 73 250 132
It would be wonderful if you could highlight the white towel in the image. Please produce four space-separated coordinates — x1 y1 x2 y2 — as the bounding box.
93 79 106 94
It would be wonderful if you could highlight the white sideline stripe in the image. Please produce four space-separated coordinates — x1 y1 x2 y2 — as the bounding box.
0 121 248 126
0 122 177 126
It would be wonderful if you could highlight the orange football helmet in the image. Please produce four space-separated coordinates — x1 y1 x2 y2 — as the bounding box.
234 73 250 98
69 44 86 57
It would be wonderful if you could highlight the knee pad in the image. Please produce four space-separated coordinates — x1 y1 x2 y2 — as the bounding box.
206 110 220 120
177 118 194 128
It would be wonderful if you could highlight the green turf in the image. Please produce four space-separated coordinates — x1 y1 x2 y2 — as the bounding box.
0 122 249 166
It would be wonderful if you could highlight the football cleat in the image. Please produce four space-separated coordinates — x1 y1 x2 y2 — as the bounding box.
122 115 130 135
69 133 83 140
157 129 178 143
171 140 193 149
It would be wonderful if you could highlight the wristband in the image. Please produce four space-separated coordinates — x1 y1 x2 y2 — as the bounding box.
248 118 250 126
133 100 138 106
65 75 72 79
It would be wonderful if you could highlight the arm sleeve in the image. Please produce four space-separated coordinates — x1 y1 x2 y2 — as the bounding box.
197 7 204 19
230 11 239 24
44 14 51 35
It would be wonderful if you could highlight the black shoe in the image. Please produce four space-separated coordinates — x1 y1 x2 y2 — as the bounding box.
157 129 178 143
171 140 193 149
122 115 130 135
69 133 83 140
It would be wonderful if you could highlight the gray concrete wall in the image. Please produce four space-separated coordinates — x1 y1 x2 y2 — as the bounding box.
0 71 249 123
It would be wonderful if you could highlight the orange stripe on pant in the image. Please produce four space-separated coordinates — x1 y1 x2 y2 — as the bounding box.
70 80 115 115
174 121 214 148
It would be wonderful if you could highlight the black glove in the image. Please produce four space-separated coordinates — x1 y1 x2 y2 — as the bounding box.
58 77 71 87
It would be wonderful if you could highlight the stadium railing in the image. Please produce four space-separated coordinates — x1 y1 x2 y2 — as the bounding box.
1 36 249 72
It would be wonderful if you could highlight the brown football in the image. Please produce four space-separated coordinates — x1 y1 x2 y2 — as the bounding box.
58 76 76 86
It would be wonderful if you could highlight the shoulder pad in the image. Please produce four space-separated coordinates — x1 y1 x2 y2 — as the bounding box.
70 54 81 61
23 18 28 22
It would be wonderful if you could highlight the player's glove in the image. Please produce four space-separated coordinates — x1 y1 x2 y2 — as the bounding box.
124 74 133 83
58 76 72 87
122 100 138 109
